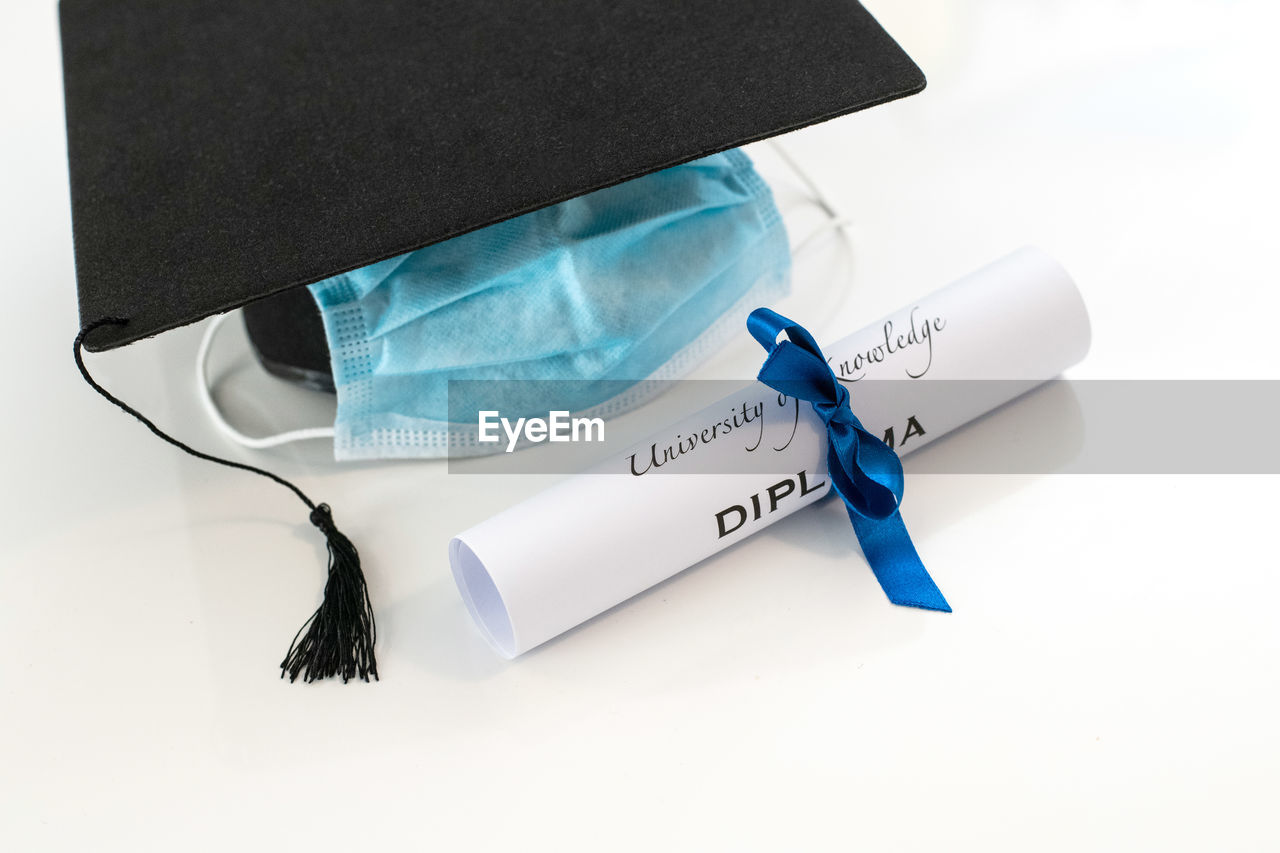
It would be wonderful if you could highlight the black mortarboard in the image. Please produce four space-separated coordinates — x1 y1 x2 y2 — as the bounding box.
61 0 925 680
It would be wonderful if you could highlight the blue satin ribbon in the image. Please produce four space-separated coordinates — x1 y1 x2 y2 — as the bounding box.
748 308 951 613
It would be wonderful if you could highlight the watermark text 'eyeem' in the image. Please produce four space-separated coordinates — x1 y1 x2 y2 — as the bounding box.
477 410 605 453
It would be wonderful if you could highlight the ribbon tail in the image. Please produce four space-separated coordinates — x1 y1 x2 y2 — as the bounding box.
846 507 951 613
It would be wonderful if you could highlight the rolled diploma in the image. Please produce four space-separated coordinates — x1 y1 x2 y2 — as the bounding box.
450 247 1090 657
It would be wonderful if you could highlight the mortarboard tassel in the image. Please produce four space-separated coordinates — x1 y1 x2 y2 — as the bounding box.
74 318 378 683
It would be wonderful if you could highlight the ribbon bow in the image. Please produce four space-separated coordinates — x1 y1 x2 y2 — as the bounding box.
748 308 950 612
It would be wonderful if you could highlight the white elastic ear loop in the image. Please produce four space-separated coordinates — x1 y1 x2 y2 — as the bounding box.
769 138 852 230
196 312 335 449
769 139 857 319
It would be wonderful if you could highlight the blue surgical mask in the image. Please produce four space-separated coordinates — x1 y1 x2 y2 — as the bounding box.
301 149 790 460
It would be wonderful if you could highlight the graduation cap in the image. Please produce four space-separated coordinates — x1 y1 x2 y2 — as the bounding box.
61 0 926 681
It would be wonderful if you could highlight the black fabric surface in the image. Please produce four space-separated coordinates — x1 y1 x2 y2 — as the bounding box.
241 289 333 392
61 0 925 352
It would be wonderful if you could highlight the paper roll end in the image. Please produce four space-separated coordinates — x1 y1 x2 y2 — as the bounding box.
449 538 518 658
1012 245 1092 366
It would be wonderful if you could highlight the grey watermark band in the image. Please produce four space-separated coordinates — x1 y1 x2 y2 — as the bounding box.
445 380 1280 475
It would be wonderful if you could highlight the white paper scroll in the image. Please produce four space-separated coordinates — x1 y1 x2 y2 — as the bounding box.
449 247 1091 657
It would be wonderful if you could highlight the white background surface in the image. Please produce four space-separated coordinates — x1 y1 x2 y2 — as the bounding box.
3 1 1278 850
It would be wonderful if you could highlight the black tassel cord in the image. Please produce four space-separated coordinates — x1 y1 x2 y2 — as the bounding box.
74 318 377 682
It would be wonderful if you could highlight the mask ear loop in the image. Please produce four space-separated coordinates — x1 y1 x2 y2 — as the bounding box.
768 139 858 330
196 312 335 448
770 139 850 227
